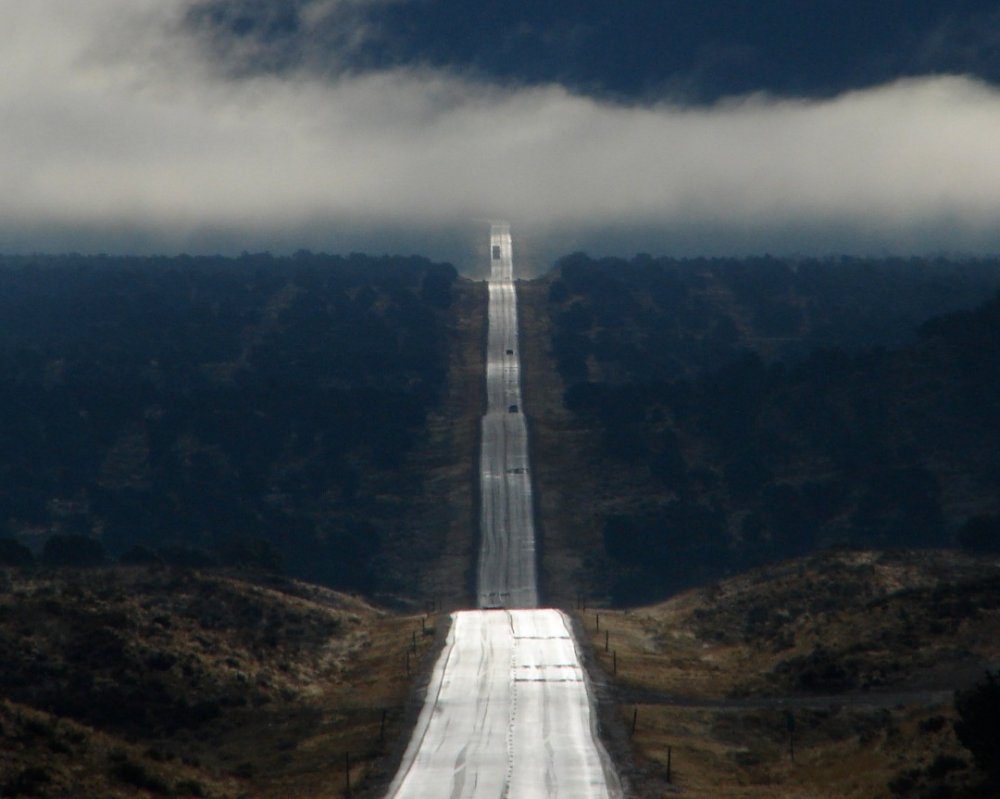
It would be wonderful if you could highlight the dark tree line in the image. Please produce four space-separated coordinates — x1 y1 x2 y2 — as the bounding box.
0 252 458 595
547 254 1000 604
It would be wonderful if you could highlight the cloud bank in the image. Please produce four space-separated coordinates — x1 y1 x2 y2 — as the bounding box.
3 1 1000 268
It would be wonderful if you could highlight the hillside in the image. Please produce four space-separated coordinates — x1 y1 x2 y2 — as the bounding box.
575 549 1000 799
519 254 1000 604
0 565 440 798
0 253 485 607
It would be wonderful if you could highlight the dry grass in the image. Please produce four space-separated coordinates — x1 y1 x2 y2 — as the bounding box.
0 567 444 798
573 550 1000 798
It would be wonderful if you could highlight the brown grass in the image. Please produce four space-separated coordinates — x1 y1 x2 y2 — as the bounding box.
0 567 444 799
573 550 1000 798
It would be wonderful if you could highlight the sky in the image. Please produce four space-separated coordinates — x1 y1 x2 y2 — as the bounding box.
4 0 1000 271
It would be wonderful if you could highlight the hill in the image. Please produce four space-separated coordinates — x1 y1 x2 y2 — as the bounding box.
0 253 484 607
0 565 439 798
519 254 1000 604
575 549 1000 799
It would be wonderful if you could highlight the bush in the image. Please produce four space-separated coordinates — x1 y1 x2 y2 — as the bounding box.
111 760 170 793
926 754 966 779
119 544 163 566
954 671 1000 777
957 515 1000 554
175 779 207 797
3 767 52 796
41 534 107 568
0 538 34 567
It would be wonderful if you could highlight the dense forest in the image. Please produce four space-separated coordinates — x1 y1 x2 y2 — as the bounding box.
541 254 1000 604
0 252 459 597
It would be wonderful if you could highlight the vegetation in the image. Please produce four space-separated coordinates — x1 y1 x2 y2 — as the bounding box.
529 253 1000 604
0 567 439 798
0 252 462 598
574 549 1000 799
954 671 1000 781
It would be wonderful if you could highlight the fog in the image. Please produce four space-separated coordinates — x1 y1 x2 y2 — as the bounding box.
4 1 1000 270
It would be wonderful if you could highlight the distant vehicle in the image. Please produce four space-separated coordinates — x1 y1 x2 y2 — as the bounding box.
482 591 509 609
508 404 518 413
506 349 513 355
492 245 501 259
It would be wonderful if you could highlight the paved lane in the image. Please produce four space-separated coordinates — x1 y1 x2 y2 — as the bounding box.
384 224 621 799
478 222 537 610
385 610 620 799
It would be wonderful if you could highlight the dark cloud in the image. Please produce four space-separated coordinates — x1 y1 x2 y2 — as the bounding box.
185 0 1000 103
3 2 1000 268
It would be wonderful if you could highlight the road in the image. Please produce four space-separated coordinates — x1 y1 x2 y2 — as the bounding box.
478 222 537 610
384 224 621 799
384 610 620 799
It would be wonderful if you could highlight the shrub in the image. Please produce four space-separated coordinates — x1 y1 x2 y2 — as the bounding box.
3 767 52 796
954 671 1000 777
111 760 170 793
41 534 107 568
175 778 207 797
0 538 34 567
957 514 1000 554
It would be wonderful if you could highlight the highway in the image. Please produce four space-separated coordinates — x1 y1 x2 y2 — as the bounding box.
384 610 620 799
478 222 537 610
384 223 621 799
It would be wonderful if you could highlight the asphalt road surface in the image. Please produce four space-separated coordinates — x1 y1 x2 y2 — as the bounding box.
477 222 538 610
384 224 621 799
385 610 621 799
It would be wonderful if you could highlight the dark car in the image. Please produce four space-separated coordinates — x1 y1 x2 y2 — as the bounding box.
508 404 518 413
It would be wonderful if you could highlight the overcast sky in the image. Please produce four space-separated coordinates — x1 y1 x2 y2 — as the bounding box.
4 1 1000 271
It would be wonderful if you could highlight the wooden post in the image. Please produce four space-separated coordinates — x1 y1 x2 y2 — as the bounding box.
667 746 672 783
631 707 638 736
596 613 600 632
604 629 609 652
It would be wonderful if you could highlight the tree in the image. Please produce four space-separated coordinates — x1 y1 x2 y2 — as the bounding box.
954 671 1000 779
41 534 107 568
957 514 1000 554
0 538 34 568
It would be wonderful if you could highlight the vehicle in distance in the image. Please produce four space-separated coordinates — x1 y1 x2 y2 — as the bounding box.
508 404 518 413
482 591 510 609
492 245 501 259
506 348 514 355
